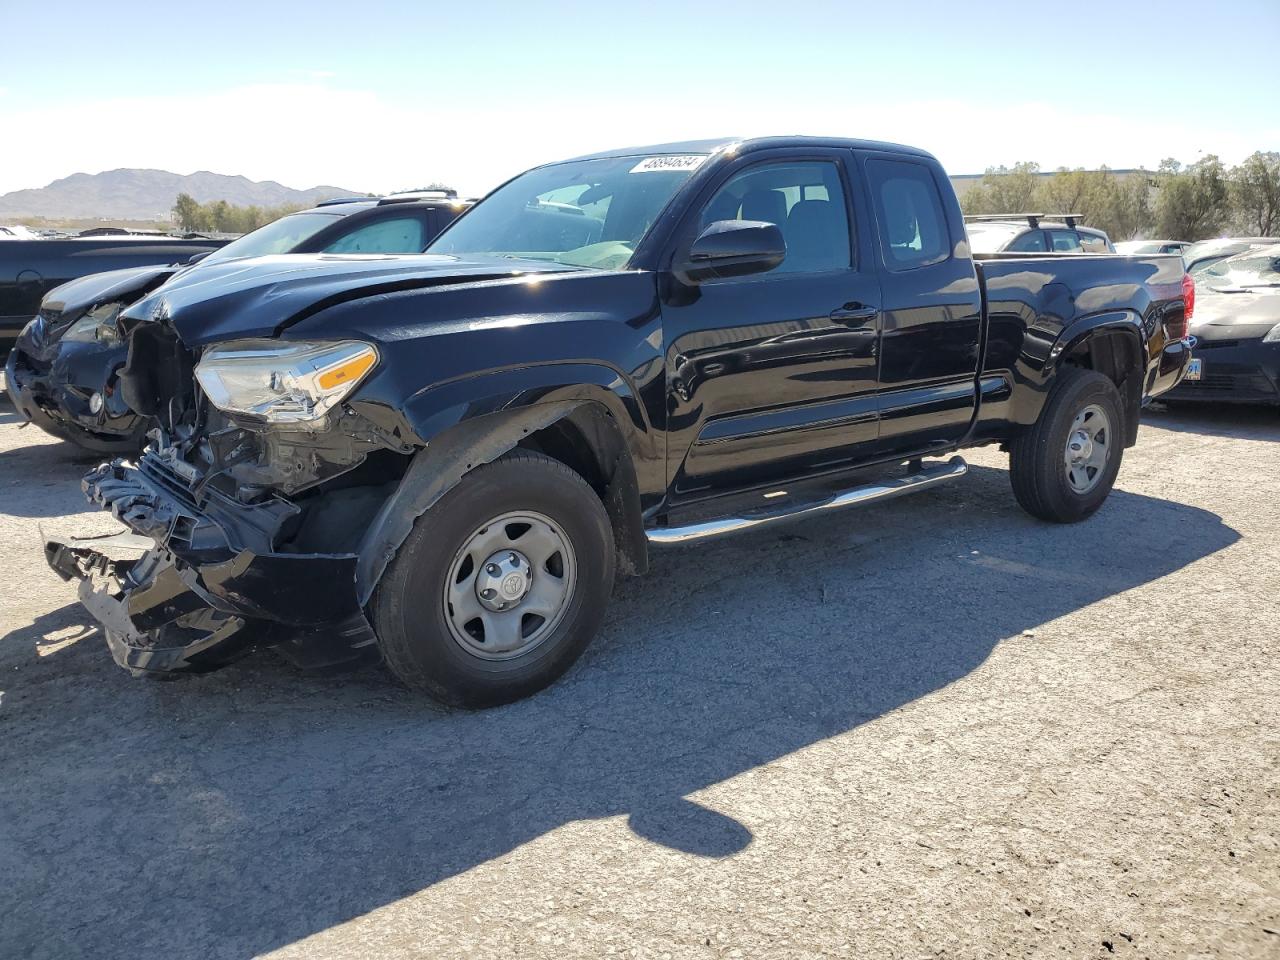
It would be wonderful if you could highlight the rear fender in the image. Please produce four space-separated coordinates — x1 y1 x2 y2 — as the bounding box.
1036 311 1146 445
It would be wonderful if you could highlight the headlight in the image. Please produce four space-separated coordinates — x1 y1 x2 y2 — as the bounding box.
1264 323 1280 344
195 339 378 423
62 303 123 344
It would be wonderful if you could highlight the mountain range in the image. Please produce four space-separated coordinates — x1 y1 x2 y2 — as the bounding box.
0 169 361 220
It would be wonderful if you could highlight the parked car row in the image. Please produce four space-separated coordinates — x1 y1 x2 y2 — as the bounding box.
961 216 1278 406
964 213 1116 254
4 192 471 451
1166 243 1280 405
0 234 230 356
22 134 1193 707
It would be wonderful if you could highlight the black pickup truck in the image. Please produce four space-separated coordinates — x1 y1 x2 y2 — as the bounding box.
47 136 1192 707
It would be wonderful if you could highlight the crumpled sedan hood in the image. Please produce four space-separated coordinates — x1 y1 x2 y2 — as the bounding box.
124 253 584 347
43 265 179 328
1190 286 1280 341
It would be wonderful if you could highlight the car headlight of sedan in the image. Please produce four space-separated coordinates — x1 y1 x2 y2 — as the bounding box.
1264 323 1280 344
195 339 379 423
62 303 123 344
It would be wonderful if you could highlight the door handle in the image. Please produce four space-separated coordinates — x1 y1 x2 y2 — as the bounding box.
829 303 879 324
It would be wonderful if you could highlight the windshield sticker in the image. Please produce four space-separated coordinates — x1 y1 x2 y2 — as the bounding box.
630 155 707 174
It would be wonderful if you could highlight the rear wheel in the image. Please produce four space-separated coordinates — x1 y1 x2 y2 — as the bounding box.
1009 367 1125 523
372 450 615 707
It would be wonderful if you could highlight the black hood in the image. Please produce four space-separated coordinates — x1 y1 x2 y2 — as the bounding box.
1190 286 1280 341
123 253 587 347
41 265 179 328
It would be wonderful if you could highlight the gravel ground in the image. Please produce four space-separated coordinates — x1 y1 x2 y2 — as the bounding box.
0 394 1277 960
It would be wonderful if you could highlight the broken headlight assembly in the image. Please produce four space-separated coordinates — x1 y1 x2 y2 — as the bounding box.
62 303 124 344
194 339 378 423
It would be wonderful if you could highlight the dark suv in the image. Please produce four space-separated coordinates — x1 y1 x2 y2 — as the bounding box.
6 193 471 452
965 214 1115 254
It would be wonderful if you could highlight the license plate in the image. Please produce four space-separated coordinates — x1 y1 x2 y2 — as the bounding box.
1185 357 1203 381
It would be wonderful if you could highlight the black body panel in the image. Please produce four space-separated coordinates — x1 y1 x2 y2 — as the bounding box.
0 238 225 355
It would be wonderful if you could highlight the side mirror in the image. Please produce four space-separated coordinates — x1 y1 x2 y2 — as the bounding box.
185 252 210 265
677 220 786 283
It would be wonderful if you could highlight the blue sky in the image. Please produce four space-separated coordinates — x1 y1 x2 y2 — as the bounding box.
1 0 1277 197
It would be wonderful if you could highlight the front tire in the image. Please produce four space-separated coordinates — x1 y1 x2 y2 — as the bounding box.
1009 367 1125 523
372 450 615 708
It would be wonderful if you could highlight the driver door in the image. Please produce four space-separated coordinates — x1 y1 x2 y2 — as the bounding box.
660 150 883 501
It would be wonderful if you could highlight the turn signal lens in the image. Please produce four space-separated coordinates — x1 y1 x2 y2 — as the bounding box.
316 350 377 390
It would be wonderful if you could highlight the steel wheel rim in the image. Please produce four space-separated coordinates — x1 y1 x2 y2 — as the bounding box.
1063 403 1111 494
442 510 577 661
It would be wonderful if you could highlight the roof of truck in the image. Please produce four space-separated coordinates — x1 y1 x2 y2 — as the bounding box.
566 136 934 163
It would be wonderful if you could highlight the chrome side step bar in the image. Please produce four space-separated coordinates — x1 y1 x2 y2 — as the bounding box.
646 456 968 546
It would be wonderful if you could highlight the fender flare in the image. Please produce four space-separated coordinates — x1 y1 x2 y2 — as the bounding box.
354 399 645 606
1046 310 1146 374
1042 310 1147 445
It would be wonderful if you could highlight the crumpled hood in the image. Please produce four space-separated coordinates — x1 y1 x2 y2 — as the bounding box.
123 253 585 347
42 265 179 328
18 264 180 357
1190 286 1280 341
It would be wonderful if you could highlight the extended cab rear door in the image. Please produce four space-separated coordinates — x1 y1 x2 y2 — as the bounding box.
853 150 983 453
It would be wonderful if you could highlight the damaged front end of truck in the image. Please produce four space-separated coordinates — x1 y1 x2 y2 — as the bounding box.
45 301 424 675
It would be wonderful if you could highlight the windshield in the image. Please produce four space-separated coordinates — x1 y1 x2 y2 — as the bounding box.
200 212 343 264
1184 239 1272 275
1199 248 1280 290
428 154 707 269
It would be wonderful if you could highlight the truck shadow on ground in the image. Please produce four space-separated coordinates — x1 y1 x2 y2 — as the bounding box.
0 463 1239 959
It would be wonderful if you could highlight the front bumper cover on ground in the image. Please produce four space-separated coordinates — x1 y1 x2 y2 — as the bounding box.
46 459 376 676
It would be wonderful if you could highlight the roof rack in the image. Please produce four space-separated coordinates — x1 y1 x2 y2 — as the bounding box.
378 189 459 205
314 196 376 207
964 212 1085 229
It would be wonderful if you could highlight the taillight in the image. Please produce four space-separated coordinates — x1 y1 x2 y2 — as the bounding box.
1166 273 1194 341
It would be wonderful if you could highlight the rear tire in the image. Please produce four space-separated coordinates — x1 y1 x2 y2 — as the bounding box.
372 449 615 708
1009 367 1125 523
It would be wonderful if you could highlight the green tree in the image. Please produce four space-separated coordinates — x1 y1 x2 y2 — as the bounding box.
169 195 307 234
959 162 1042 215
172 193 205 231
1228 151 1280 236
1154 155 1228 241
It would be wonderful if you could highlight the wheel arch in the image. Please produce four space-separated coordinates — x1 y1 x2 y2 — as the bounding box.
1044 312 1147 447
354 398 647 607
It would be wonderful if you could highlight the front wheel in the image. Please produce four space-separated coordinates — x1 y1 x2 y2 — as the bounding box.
371 450 615 708
1009 367 1125 523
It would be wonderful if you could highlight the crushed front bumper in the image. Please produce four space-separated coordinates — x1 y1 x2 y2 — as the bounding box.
6 338 144 448
47 458 375 676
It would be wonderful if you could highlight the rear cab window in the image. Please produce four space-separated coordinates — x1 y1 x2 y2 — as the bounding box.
865 159 950 271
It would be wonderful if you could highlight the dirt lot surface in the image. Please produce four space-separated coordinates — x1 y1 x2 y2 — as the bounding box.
1 395 1277 960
